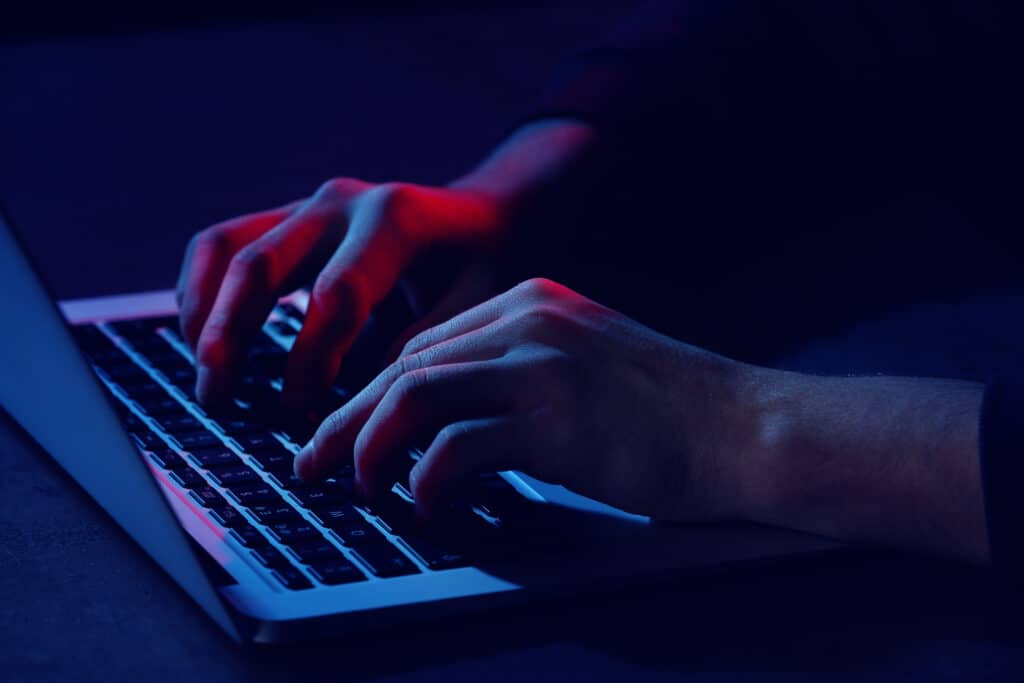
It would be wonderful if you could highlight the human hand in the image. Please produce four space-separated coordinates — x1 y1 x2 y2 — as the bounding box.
294 278 758 523
176 180 507 408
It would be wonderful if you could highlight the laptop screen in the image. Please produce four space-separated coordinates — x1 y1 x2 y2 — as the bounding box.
0 212 242 640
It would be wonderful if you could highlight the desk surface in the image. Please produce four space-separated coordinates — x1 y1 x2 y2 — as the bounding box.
4 414 1024 682
3 6 1024 681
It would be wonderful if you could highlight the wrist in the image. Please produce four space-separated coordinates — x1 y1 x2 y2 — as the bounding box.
715 362 807 526
448 119 597 220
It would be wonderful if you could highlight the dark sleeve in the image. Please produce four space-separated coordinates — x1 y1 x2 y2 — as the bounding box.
524 0 1018 220
980 376 1024 576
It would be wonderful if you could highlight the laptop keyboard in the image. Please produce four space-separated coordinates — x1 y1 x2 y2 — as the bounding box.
71 307 547 590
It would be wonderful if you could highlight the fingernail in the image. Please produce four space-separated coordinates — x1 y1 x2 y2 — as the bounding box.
294 444 314 481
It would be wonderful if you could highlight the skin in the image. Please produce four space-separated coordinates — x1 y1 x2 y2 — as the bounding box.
294 278 989 564
175 119 597 409
178 119 990 565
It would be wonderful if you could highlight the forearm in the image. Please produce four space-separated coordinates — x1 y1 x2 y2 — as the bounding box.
729 368 988 563
449 118 598 218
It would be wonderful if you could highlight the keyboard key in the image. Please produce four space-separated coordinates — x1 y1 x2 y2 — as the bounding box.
174 431 224 451
213 417 269 438
251 545 291 569
148 447 190 470
475 476 530 519
250 332 286 355
109 317 177 339
275 302 306 322
249 503 303 524
287 540 346 564
189 485 224 508
120 412 144 431
311 503 364 528
227 484 280 506
136 396 189 418
168 467 205 488
269 320 298 337
233 433 284 453
86 348 129 366
188 448 242 469
103 364 150 385
331 520 385 547
209 505 248 529
130 429 167 450
271 566 313 590
252 450 295 473
127 336 176 357
291 486 350 508
400 534 469 570
272 472 307 490
308 558 365 585
207 466 260 487
230 524 270 548
267 520 320 545
352 543 420 577
140 350 190 370
155 414 205 435
372 494 417 534
163 367 197 389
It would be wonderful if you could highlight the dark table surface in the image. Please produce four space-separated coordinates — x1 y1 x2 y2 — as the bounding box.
4 6 1024 681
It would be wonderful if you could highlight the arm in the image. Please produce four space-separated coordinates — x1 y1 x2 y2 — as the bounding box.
297 279 993 564
733 371 988 563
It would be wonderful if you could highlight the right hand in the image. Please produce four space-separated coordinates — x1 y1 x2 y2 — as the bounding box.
175 179 508 409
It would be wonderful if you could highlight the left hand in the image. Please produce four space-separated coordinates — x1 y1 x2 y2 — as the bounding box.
294 278 757 522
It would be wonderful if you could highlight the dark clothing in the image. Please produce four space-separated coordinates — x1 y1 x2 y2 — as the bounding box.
523 1 1022 571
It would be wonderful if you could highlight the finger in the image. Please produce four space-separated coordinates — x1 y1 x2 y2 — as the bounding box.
386 263 497 364
352 361 517 499
293 332 512 483
395 277 555 360
193 200 343 405
176 202 300 348
282 188 417 410
410 416 523 521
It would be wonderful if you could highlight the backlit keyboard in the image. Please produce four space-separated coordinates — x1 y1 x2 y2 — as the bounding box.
72 306 545 590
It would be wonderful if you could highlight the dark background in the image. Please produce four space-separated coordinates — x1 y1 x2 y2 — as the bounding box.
3 2 1024 680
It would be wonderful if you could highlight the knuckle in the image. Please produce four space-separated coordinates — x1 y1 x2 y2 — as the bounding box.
229 245 274 290
309 270 370 323
520 303 568 334
394 352 425 378
366 183 422 243
309 272 340 308
193 227 229 254
370 182 413 214
310 274 341 310
517 277 558 300
434 422 473 456
400 329 434 358
310 270 365 315
314 177 364 203
393 366 432 404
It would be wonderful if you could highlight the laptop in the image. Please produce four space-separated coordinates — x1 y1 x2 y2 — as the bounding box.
0 210 839 644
